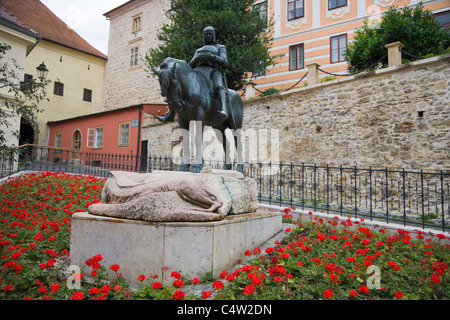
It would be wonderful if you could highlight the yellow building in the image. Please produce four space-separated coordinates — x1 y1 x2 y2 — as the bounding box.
0 0 107 148
249 0 450 95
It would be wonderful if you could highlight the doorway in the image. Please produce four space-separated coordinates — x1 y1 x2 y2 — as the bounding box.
19 118 35 161
72 130 82 160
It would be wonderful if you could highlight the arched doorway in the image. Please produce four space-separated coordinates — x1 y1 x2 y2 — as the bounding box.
72 130 82 160
19 118 35 146
19 118 35 161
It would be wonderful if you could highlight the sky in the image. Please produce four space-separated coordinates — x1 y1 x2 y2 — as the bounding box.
41 0 129 55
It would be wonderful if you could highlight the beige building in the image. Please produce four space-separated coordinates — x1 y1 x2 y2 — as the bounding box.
103 0 171 111
0 0 107 148
0 4 40 149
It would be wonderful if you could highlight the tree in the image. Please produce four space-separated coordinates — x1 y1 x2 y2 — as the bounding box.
346 2 450 73
0 42 49 153
145 0 274 90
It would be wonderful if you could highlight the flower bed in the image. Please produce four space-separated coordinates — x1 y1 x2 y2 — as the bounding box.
0 172 448 300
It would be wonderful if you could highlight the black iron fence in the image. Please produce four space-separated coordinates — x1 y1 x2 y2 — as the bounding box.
1 145 449 232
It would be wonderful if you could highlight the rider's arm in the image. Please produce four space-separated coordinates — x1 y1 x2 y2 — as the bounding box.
214 46 229 69
188 52 200 68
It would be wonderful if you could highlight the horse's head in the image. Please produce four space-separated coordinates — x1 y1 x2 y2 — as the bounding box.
152 58 178 97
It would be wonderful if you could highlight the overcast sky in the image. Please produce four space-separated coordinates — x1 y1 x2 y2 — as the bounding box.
41 0 129 55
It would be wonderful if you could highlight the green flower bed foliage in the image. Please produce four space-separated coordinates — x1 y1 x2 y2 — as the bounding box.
217 210 449 300
0 173 448 300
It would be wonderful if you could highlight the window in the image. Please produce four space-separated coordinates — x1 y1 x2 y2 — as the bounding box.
72 130 81 150
254 1 267 21
288 0 304 21
119 122 130 146
130 47 139 67
54 82 64 96
83 89 92 102
54 133 62 148
330 34 347 63
20 73 33 91
289 44 304 71
434 10 450 30
94 127 103 149
329 0 347 10
23 74 33 83
132 16 141 33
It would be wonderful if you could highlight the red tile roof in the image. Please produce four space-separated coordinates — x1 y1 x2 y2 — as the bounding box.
0 5 38 36
0 0 107 59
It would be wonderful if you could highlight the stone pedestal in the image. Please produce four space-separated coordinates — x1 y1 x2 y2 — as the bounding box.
70 211 282 285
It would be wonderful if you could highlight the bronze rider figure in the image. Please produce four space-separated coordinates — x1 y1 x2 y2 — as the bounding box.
155 26 229 123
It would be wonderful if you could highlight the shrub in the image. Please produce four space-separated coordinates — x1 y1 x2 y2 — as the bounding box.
346 2 450 73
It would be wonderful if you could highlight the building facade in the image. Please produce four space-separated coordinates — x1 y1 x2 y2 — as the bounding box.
0 0 107 148
0 4 40 149
102 0 171 111
47 104 166 159
249 0 450 94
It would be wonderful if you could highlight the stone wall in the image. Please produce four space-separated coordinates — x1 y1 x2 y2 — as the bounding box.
241 54 450 171
103 0 170 110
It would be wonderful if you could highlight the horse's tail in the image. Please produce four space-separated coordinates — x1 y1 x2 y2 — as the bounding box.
228 90 244 129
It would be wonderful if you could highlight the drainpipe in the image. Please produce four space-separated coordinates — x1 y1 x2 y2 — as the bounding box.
136 104 142 170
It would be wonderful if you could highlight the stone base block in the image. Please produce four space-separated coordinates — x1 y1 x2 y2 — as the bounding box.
70 211 282 285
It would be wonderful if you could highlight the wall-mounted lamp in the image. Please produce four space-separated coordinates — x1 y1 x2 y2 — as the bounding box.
36 62 49 81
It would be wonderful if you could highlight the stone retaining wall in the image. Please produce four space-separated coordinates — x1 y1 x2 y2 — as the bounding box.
242 54 450 171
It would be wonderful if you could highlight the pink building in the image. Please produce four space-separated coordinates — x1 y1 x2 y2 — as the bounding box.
47 104 166 161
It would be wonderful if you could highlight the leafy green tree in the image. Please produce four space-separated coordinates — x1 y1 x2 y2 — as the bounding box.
145 0 274 90
346 2 450 73
0 42 49 153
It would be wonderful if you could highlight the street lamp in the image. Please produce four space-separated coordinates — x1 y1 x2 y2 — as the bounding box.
36 62 49 81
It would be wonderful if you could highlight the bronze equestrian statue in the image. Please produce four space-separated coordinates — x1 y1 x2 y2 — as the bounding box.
152 26 244 173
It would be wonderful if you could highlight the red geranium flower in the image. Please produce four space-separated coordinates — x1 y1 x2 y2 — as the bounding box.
213 280 224 290
173 279 184 288
324 289 334 298
89 287 100 295
173 290 185 300
71 291 84 300
430 273 441 284
50 282 60 293
152 282 162 290
348 290 358 298
202 290 213 299
110 264 120 272
243 284 256 295
358 285 369 294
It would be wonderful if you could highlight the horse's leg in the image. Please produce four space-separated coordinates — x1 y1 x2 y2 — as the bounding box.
234 128 244 173
190 120 204 173
216 128 232 170
178 118 190 171
229 93 244 173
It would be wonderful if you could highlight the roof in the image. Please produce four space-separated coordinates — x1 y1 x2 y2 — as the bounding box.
0 5 40 38
0 0 107 59
103 0 136 18
47 103 167 125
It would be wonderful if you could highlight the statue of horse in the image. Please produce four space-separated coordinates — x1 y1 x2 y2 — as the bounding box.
152 57 244 173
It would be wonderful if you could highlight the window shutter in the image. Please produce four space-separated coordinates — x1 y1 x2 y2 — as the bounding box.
87 128 94 148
